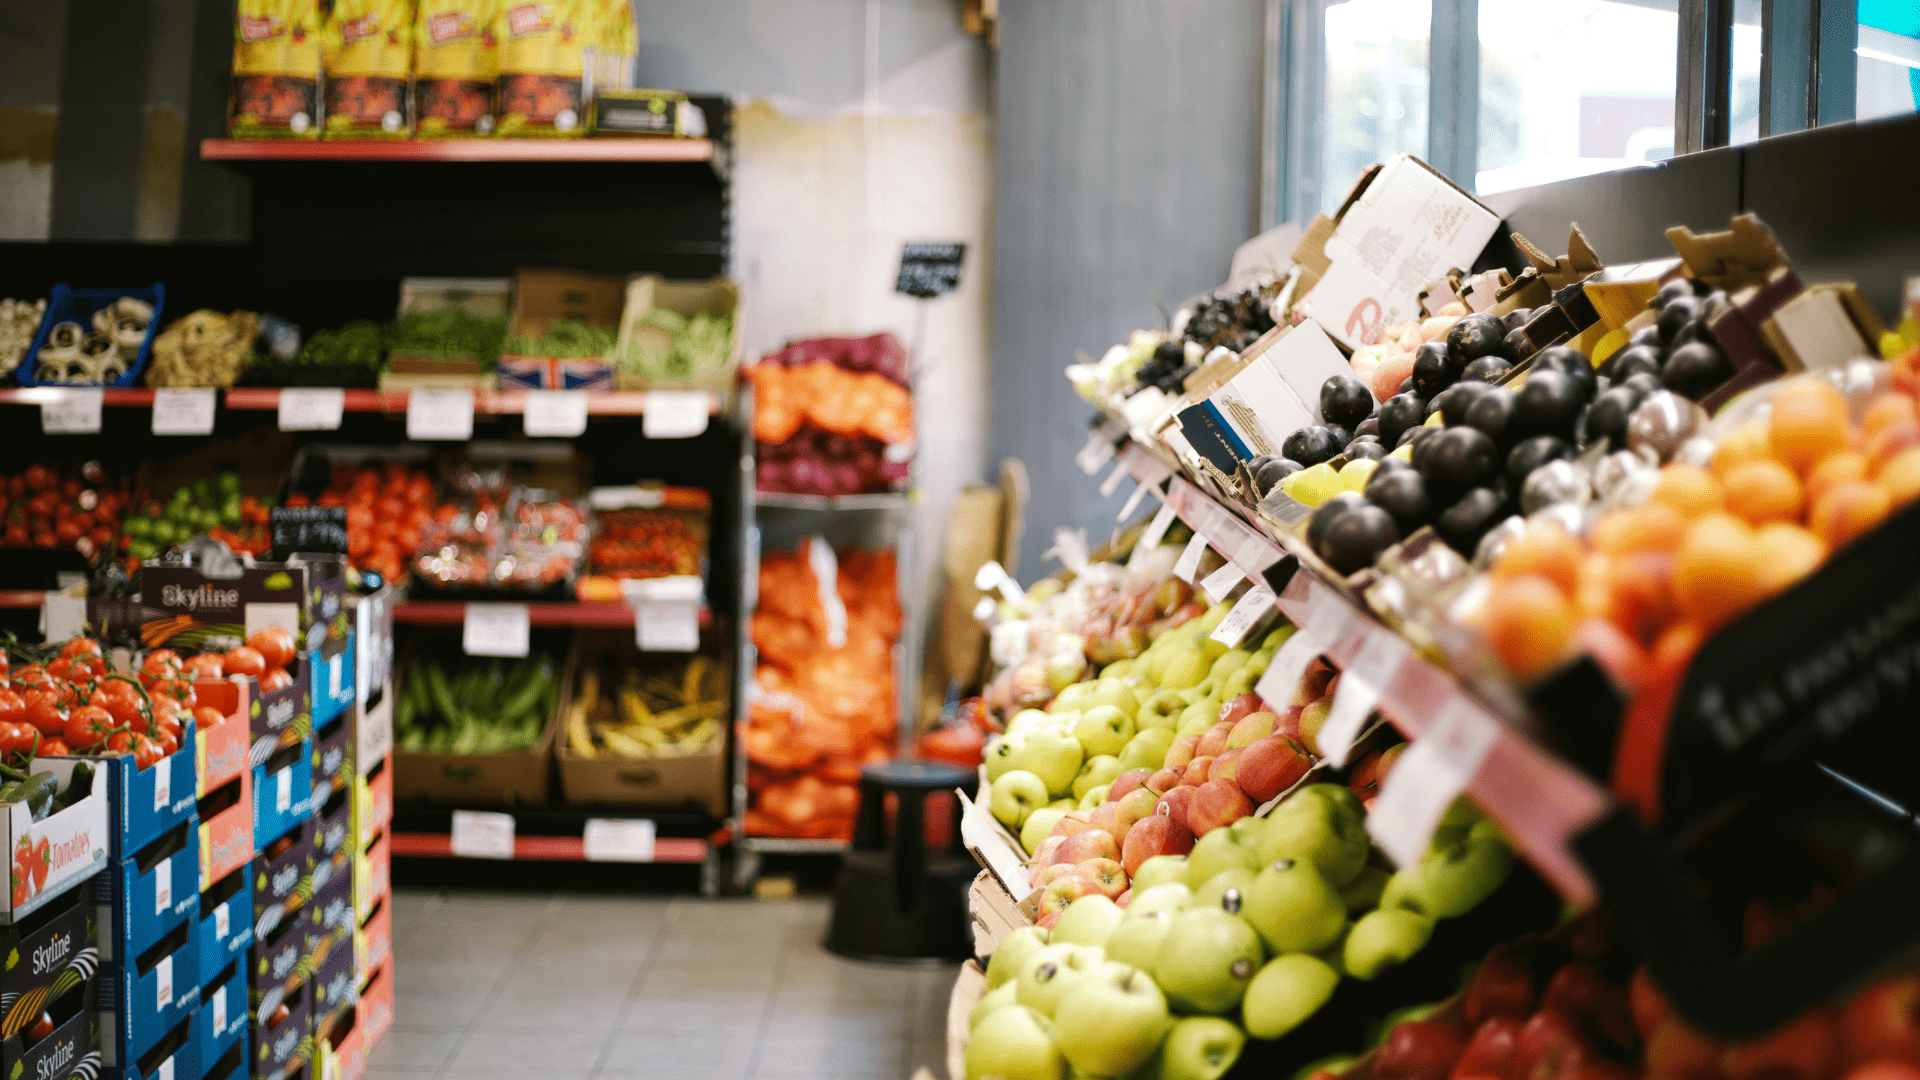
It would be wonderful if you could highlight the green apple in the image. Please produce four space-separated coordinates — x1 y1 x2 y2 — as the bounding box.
1105 909 1174 970
1157 1016 1245 1080
1022 808 1069 854
1124 882 1192 920
987 925 1052 987
1226 815 1267 850
1378 865 1433 915
1417 836 1514 918
1260 624 1295 650
1084 677 1142 719
1052 682 1093 713
986 732 1029 782
1074 706 1135 758
1298 782 1365 824
1243 857 1347 954
1208 649 1251 681
1191 604 1229 636
970 979 1020 1029
1048 798 1077 811
1256 791 1368 886
1052 894 1125 948
1338 865 1390 912
1116 728 1175 773
1186 828 1262 891
1016 943 1105 1018
992 770 1051 830
1054 961 1170 1078
1191 867 1256 915
1131 855 1189 892
1153 907 1263 1014
1102 659 1133 679
1176 698 1223 739
1159 649 1212 691
1014 728 1086 797
1138 689 1186 730
1073 755 1123 800
1078 785 1110 811
1242 953 1340 1039
1007 709 1053 736
965 1004 1066 1080
1431 797 1484 850
1343 908 1432 980
1221 667 1260 700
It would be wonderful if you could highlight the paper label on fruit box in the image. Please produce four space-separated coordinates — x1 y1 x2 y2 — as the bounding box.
154 858 172 915
463 603 531 658
1367 696 1500 867
1129 502 1178 570
583 818 656 862
276 769 291 813
1320 630 1409 767
1198 562 1245 605
643 390 711 438
1077 431 1117 476
1116 478 1154 522
152 388 217 435
156 954 173 1010
1099 456 1131 498
40 389 102 434
451 810 515 859
214 901 229 940
1172 534 1209 584
154 753 170 811
1210 583 1276 648
1257 628 1322 709
157 1056 174 1080
959 789 1029 898
212 981 226 1036
407 388 475 440
277 387 344 431
522 388 589 437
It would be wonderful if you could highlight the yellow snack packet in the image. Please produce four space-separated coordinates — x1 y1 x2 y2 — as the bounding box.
230 0 325 138
324 0 415 137
415 0 499 136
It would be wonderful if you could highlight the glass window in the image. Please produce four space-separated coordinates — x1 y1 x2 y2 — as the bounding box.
1477 0 1678 194
1322 0 1430 212
1857 0 1920 122
1731 0 1762 144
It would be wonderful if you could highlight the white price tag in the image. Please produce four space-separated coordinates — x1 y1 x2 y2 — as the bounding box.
1172 534 1209 584
276 769 291 813
1305 584 1360 643
152 388 217 435
154 858 172 915
1135 500 1178 554
1209 584 1276 648
523 388 589 437
1235 532 1279 575
214 900 230 940
583 818 657 862
450 810 515 859
212 982 227 1035
158 1055 175 1080
277 387 345 431
1366 697 1501 867
1198 561 1245 605
1098 457 1130 498
156 954 174 1010
1320 631 1410 767
463 603 531 658
330 652 343 697
1256 628 1321 709
1076 432 1117 475
407 388 475 441
40 389 103 434
154 756 170 811
636 601 701 652
642 391 710 438
1116 479 1153 522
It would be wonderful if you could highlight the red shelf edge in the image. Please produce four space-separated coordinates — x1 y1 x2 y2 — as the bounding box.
391 600 711 629
200 137 714 163
389 831 707 863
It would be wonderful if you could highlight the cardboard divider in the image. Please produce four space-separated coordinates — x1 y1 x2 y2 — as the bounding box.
354 894 391 978
355 679 394 778
354 758 392 851
192 676 252 796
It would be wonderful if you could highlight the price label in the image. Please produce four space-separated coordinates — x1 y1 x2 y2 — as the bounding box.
1319 631 1409 766
212 982 227 1035
154 754 171 811
156 954 173 1010
330 652 344 697
1099 457 1130 498
276 387 344 431
276 769 291 813
636 601 701 652
1173 534 1209 584
583 818 657 862
1256 627 1320 708
1135 500 1178 554
158 1055 174 1080
214 901 230 940
1209 584 1276 648
1076 431 1117 475
463 603 531 658
1305 588 1360 646
450 810 515 859
152 388 216 435
643 391 710 438
40 389 103 434
1235 531 1279 575
1198 561 1245 605
1116 479 1153 522
407 388 475 441
522 389 589 437
1366 697 1501 867
154 859 172 915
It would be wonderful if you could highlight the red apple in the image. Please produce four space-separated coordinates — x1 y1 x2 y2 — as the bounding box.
1235 735 1314 803
1183 756 1214 786
1629 967 1670 1042
1217 693 1264 728
1030 863 1075 888
1275 705 1304 739
1036 909 1060 930
1051 828 1120 866
1843 978 1920 1066
1036 874 1095 918
1225 710 1277 750
1074 857 1130 899
1108 768 1154 803
1465 943 1536 1026
1197 721 1236 759
1724 1008 1840 1080
1209 747 1245 784
1645 1017 1723 1080
1350 742 1406 802
1186 778 1254 836
1154 788 1196 831
1451 1016 1521 1080
1516 1012 1590 1080
1298 696 1333 755
1293 658 1335 705
1049 811 1097 839
1377 1019 1468 1080
1164 733 1201 770
1111 786 1160 841
1147 765 1186 792
1030 836 1065 866
1541 963 1637 1054
1122 813 1195 875
1116 888 1131 907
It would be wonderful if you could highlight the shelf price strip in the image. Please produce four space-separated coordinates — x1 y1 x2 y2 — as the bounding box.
152 388 216 435
450 810 516 860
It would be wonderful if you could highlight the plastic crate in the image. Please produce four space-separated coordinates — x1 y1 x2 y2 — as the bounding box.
17 283 163 387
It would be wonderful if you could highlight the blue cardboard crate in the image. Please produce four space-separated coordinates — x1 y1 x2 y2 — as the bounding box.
251 735 314 847
98 915 200 1068
90 719 199 860
94 818 200 967
197 1027 247 1080
196 865 252 991
312 637 355 727
190 959 245 1077
17 283 163 388
104 1009 195 1080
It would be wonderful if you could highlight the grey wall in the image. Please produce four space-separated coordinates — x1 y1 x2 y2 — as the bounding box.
989 0 1266 578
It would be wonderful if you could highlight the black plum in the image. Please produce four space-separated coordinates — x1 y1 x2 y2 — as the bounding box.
1447 313 1507 362
1434 488 1507 555
1319 504 1402 574
1354 417 1380 439
1319 374 1376 430
1377 393 1426 450
1500 326 1532 363
1463 386 1516 447
1623 372 1662 396
1627 325 1664 353
1505 435 1573 488
1461 356 1514 383
1657 295 1699 344
1305 492 1367 552
1661 340 1735 400
1364 466 1434 534
1581 386 1642 449
1421 426 1500 498
1342 437 1386 462
1531 346 1597 400
1398 377 1415 395
1502 308 1534 332
1652 279 1693 310
1512 370 1584 440
1247 455 1302 497
1282 426 1339 467
1412 342 1460 398
1608 345 1664 383
1404 423 1442 463
1433 381 1493 426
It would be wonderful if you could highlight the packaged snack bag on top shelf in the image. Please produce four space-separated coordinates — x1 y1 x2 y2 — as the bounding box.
583 0 635 100
230 0 325 138
414 0 499 137
322 0 413 138
493 0 588 136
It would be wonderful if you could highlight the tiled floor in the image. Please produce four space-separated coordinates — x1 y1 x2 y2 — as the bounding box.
371 888 957 1080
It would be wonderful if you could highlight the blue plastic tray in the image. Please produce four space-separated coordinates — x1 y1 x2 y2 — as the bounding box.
17 282 164 387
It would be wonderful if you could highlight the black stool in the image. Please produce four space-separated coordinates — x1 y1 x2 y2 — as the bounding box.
825 759 979 962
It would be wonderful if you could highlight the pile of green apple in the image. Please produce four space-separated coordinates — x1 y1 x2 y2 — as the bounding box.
964 791 1517 1080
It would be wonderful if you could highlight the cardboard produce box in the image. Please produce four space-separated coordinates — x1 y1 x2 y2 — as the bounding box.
496 269 622 391
11 982 96 1080
99 915 200 1068
554 631 727 816
93 819 200 965
392 644 570 807
191 956 246 1077
0 759 109 922
196 864 252 990
611 276 740 404
198 766 252 891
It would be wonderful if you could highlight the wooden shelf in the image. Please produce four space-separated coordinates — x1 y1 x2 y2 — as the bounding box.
201 138 713 163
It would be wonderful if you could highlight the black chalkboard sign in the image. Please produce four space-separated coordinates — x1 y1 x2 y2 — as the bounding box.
270 506 349 559
895 242 966 298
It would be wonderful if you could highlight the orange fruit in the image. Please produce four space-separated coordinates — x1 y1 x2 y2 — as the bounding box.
1481 574 1577 681
1672 512 1768 630
1862 392 1918 438
1809 479 1891 550
1590 501 1688 557
1649 464 1725 520
1721 459 1804 527
1866 420 1920 476
1492 519 1584 597
1752 523 1827 596
1768 378 1853 476
1711 424 1771 480
1805 451 1869 508
1604 551 1678 648
1881 446 1920 507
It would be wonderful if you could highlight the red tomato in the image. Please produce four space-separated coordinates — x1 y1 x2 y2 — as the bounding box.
248 627 297 670
22 466 50 493
192 706 225 728
24 1011 53 1044
186 654 226 680
38 738 69 756
154 729 178 757
22 690 65 736
259 668 293 693
222 646 266 679
0 691 23 726
64 705 115 750
59 637 100 660
131 735 162 770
